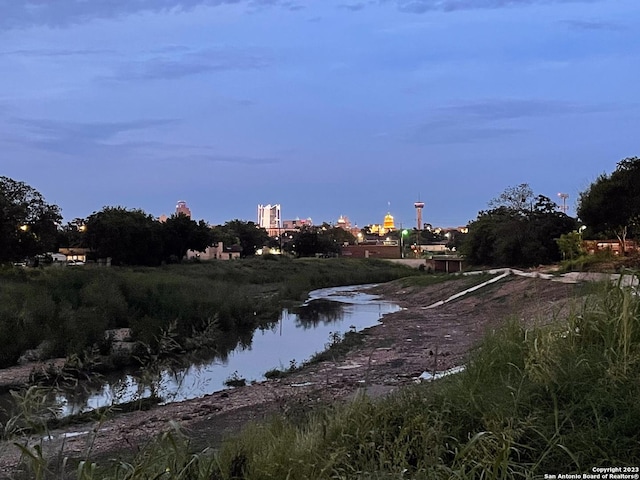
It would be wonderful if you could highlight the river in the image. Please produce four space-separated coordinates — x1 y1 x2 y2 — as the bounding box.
54 283 401 416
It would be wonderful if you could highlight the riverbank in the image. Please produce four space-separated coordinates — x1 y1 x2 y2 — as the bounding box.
0 273 579 476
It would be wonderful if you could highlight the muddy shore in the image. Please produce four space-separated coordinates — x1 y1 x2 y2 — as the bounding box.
0 275 578 476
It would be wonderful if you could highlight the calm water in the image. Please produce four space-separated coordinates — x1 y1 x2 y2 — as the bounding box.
56 284 401 415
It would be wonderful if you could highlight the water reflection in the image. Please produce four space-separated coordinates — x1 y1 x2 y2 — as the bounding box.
40 284 401 416
294 299 346 328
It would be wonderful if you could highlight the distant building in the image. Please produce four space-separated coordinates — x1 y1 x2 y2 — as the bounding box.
383 212 396 231
337 215 351 230
159 200 192 222
176 200 191 218
258 204 282 236
187 242 241 261
282 217 313 231
365 212 397 237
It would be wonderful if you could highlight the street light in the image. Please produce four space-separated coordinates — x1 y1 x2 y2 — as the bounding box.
401 229 408 258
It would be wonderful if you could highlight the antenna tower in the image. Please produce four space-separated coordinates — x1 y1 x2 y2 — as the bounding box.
557 193 569 214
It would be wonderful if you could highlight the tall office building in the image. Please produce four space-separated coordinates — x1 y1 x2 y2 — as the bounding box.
257 204 282 235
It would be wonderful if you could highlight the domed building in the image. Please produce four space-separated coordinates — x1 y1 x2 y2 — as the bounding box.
383 212 395 231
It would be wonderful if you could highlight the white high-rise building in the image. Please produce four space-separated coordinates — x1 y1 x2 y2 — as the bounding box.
257 204 282 235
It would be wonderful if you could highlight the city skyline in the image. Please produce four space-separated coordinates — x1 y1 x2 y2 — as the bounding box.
2 1 638 228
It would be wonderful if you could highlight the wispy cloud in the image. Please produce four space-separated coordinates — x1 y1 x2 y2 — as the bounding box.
338 3 367 11
442 98 605 120
8 117 175 156
12 117 174 141
407 98 606 144
384 0 601 14
0 48 116 57
6 116 280 167
166 153 280 165
107 47 271 81
0 0 303 30
561 19 624 31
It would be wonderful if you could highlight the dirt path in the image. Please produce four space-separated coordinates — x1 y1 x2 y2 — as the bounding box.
0 274 579 477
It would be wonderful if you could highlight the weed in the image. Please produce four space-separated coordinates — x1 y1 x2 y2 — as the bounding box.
224 371 247 388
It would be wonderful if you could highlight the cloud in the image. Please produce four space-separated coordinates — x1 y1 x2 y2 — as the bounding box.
0 0 303 30
407 98 605 144
561 19 624 31
12 117 174 141
6 116 279 167
409 123 522 144
108 47 271 81
167 154 280 165
442 98 604 120
382 0 601 14
8 117 176 156
0 48 115 57
338 3 367 11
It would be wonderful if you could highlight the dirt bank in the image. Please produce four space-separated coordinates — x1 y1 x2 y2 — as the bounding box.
0 274 579 476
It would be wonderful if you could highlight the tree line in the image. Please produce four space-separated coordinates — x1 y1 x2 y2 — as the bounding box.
2 156 639 267
0 176 355 265
0 176 270 265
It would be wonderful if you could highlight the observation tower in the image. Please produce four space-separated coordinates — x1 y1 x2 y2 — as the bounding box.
414 201 425 230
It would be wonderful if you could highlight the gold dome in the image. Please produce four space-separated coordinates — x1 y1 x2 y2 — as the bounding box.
383 213 395 230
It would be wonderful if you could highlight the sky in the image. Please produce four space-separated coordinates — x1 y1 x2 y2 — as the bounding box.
1 0 639 229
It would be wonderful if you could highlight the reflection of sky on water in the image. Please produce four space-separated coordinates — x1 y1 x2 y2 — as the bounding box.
59 284 400 415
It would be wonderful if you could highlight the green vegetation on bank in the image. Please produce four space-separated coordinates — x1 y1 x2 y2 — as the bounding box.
0 257 415 370
17 276 635 480
206 278 639 479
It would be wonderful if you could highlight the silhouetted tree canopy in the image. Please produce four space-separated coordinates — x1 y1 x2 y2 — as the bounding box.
577 156 640 252
85 207 163 266
161 214 214 262
287 224 351 257
461 185 577 267
0 176 61 262
212 220 269 257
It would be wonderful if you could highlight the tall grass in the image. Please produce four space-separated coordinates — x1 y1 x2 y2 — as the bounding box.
204 277 640 479
0 257 414 370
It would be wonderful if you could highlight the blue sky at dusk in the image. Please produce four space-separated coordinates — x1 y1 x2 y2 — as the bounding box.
1 0 638 229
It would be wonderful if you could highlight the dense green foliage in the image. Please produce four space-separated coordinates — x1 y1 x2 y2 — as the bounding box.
83 207 216 265
0 258 414 369
578 156 640 251
461 185 577 267
0 177 61 263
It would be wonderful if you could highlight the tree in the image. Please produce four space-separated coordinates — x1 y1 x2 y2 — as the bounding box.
286 224 351 257
85 207 163 266
577 156 640 254
161 214 215 262
58 218 88 249
0 176 62 262
488 183 534 211
556 231 583 260
212 220 269 257
461 185 577 267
